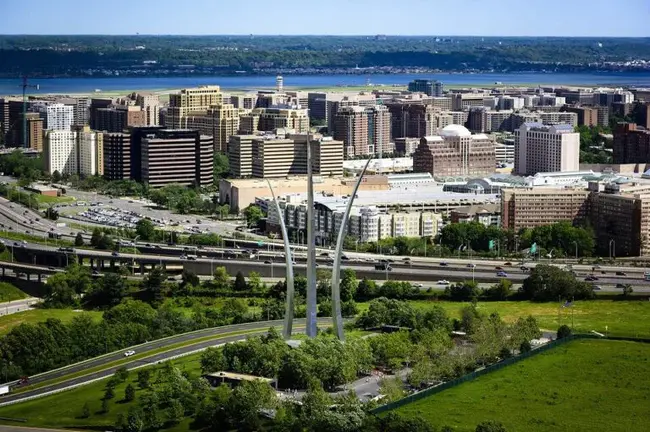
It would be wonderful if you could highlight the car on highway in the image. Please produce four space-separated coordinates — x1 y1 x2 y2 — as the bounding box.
504 262 512 266
264 260 272 264
497 271 508 277
495 266 503 270
439 262 449 267
111 251 119 257
592 285 602 290
520 266 529 271
616 283 627 289
319 252 330 257
437 280 450 285
402 257 411 261
466 263 476 268
585 275 598 281
124 350 136 357
415 283 424 288
616 271 627 276
92 270 100 275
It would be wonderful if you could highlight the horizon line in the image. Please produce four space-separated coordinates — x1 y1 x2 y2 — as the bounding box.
1 34 649 38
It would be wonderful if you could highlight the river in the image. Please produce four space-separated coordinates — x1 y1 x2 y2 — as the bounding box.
1 72 650 95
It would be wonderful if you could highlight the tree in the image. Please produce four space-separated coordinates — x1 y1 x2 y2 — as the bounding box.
557 324 572 339
180 270 200 288
212 267 230 290
243 204 264 227
74 232 84 247
519 340 532 353
81 402 91 419
124 383 135 402
124 407 144 432
340 269 358 302
44 206 59 221
356 278 377 301
166 398 185 424
104 386 115 400
200 347 226 374
227 379 277 430
213 152 230 180
43 273 78 308
90 228 102 247
101 397 110 414
484 279 512 301
247 271 262 293
115 366 130 382
135 219 156 241
85 273 127 309
520 265 595 302
143 266 167 303
51 170 62 183
622 284 634 298
234 271 247 291
446 280 480 302
137 369 151 389
476 420 507 432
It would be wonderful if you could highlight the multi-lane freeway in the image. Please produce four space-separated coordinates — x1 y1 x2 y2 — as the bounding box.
0 318 336 406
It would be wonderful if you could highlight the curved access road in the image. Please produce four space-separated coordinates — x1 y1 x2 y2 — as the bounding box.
0 318 325 407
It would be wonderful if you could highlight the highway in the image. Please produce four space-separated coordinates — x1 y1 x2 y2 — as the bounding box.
0 298 39 317
0 318 333 406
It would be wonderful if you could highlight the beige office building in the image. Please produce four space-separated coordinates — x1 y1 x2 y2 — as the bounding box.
167 86 224 128
182 103 241 152
500 187 590 231
228 134 256 178
250 134 343 178
257 107 309 133
131 92 161 126
413 125 496 178
45 127 103 176
514 123 580 176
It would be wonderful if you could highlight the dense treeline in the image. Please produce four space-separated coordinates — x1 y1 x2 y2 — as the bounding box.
2 35 650 77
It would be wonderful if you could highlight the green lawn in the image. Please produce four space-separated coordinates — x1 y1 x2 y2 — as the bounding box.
0 352 204 429
34 194 75 206
393 339 650 432
359 300 650 338
0 282 28 302
0 309 102 336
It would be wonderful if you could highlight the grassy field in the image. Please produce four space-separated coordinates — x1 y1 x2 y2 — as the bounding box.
0 351 204 429
0 282 28 302
359 300 650 338
0 309 102 336
34 194 75 206
394 339 650 432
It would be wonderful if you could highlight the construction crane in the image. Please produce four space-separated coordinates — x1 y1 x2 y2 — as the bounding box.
20 77 39 148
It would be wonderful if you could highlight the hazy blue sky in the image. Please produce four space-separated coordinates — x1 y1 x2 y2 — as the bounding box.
3 0 649 36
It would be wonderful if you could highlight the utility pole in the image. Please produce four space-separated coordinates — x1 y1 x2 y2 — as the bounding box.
20 77 39 149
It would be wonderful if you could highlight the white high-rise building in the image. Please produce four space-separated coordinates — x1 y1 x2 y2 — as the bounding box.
46 103 74 131
514 123 580 176
45 130 77 174
45 128 103 176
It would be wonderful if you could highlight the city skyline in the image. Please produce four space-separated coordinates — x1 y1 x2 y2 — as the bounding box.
3 0 649 37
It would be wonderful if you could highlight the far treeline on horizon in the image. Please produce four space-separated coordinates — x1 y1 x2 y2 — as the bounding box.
1 35 650 78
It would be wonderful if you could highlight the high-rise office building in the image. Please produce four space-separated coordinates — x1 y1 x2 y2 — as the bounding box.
167 86 224 129
249 134 343 178
257 107 309 133
514 123 579 176
182 103 241 152
228 135 257 178
44 128 103 176
613 123 650 164
140 129 214 187
19 112 44 151
230 94 258 109
57 97 90 127
408 79 444 97
103 132 131 181
93 105 147 132
46 103 74 131
413 125 496 178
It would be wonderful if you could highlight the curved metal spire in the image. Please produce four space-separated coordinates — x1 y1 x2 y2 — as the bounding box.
266 179 295 339
331 157 372 341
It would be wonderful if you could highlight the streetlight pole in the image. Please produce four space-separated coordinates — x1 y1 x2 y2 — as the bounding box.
573 241 578 261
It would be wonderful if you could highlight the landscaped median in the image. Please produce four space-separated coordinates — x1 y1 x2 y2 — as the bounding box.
3 326 286 400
